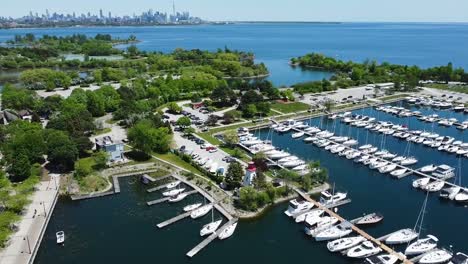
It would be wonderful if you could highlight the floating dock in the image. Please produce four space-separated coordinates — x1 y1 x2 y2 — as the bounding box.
186 218 238 258
296 189 412 264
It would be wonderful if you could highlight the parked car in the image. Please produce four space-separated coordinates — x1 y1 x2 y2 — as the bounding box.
208 148 218 153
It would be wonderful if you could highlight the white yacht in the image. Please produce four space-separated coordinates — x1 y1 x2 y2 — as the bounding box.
419 249 453 264
370 160 388 170
218 222 238 240
303 136 317 143
400 157 418 166
378 164 397 174
440 186 461 200
183 203 202 212
200 220 222 236
190 204 213 219
343 139 359 146
359 144 374 150
294 209 324 223
327 236 366 252
347 241 382 258
420 165 438 173
390 168 408 177
162 188 185 197
314 223 353 241
432 165 455 179
284 199 314 217
291 131 305 139
169 192 188 202
365 254 399 264
269 151 291 160
413 178 431 189
277 156 298 164
165 181 181 189
320 190 347 205
454 190 468 203
282 159 306 168
346 151 361 160
405 235 438 256
56 231 65 244
356 155 371 163
385 228 418 244
305 216 339 236
425 181 445 192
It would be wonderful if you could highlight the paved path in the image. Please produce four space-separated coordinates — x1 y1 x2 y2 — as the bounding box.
0 174 60 264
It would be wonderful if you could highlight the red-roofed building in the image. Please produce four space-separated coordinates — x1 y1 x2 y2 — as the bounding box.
243 162 257 186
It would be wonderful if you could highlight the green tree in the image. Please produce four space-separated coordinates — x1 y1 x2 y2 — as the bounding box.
92 151 109 170
223 130 239 147
167 102 182 114
238 187 258 211
242 104 257 118
302 174 312 191
45 130 78 171
176 116 191 128
8 154 31 182
128 119 172 154
253 170 267 190
74 159 93 177
225 161 244 190
86 91 106 117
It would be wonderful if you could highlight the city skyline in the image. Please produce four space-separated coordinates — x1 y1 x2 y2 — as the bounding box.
1 0 468 22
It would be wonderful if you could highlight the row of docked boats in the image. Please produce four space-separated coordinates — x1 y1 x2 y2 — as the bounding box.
341 113 468 157
405 96 466 112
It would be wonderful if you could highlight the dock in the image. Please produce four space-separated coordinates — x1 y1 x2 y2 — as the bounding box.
156 202 217 228
112 176 120 193
291 198 352 218
186 218 238 258
296 189 412 264
146 190 198 206
147 184 170 193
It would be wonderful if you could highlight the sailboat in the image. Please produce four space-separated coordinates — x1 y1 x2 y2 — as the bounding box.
405 192 438 256
441 157 462 200
200 206 222 236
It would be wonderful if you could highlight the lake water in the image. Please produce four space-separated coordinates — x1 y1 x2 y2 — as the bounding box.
35 102 468 264
2 23 468 86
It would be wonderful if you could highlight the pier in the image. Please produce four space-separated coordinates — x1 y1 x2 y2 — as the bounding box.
296 189 412 264
291 198 352 218
186 218 238 258
146 190 198 206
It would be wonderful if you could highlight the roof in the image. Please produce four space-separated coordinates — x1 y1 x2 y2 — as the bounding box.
95 136 123 146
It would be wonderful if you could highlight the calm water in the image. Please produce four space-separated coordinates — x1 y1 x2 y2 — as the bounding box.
35 102 468 264
2 23 468 85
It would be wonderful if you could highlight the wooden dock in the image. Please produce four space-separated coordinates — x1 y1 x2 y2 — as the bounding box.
146 190 198 206
186 218 238 258
147 184 171 193
296 189 412 264
112 176 120 193
157 211 192 228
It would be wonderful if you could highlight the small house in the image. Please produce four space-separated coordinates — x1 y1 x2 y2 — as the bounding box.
95 136 125 162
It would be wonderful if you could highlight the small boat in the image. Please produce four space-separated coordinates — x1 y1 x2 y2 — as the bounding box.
305 216 340 236
401 157 418 166
405 235 438 256
183 203 202 212
56 231 65 244
168 193 188 203
191 204 213 219
440 186 461 200
355 213 384 225
165 181 181 189
218 222 238 240
314 223 353 241
291 132 305 139
413 178 431 189
162 188 185 197
284 199 314 217
320 190 347 205
420 165 438 173
347 241 382 258
365 254 399 264
378 164 397 173
454 190 468 203
449 252 468 264
327 236 366 252
392 156 406 163
370 160 388 170
425 181 445 192
200 220 223 236
419 248 453 264
295 209 324 223
390 168 407 177
385 228 418 244
359 144 373 150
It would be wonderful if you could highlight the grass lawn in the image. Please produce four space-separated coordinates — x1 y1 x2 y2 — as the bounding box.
153 152 204 175
196 132 222 145
271 101 310 113
78 175 109 193
426 83 468 94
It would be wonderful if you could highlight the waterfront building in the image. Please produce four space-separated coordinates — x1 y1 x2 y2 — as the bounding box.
95 136 125 162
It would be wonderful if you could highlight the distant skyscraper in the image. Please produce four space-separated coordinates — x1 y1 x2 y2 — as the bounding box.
99 9 103 18
173 0 176 17
45 9 50 18
108 12 112 19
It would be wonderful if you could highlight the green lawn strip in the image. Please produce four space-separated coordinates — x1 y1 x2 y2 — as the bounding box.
426 84 468 94
153 152 204 175
271 101 311 113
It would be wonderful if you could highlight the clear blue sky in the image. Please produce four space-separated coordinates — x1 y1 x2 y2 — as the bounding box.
2 0 468 22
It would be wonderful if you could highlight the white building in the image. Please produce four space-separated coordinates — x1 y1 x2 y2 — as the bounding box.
243 162 257 186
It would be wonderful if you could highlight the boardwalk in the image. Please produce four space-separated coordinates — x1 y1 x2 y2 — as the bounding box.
296 190 412 264
186 218 238 258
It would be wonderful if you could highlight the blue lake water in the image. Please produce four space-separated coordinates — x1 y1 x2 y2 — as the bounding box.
2 23 468 85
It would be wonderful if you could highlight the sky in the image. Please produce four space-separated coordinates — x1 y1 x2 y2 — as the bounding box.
1 0 468 22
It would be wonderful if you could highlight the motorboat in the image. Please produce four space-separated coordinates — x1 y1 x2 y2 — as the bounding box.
346 151 361 160
320 190 347 205
292 164 308 171
331 145 346 154
325 143 338 151
291 131 305 139
278 156 298 164
381 152 397 159
218 222 238 240
162 188 185 197
343 139 359 146
305 216 339 236
200 220 222 236
314 223 353 241
454 190 468 203
378 164 397 173
303 137 317 143
449 252 468 264
419 248 453 264
284 199 314 217
359 144 374 150
56 231 65 244
432 165 455 179
269 151 291 160
363 158 379 166
390 168 408 177
183 203 202 212
347 241 382 258
331 136 349 143
282 159 306 168
405 235 438 256
370 160 388 170
421 165 438 173
166 181 181 189
425 181 445 192
356 155 370 163
190 204 213 219
413 178 431 189
168 192 188 202
400 157 418 166
327 236 366 252
355 213 384 225
440 186 461 200
385 228 418 244
304 126 321 133
365 254 399 264
294 209 324 223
